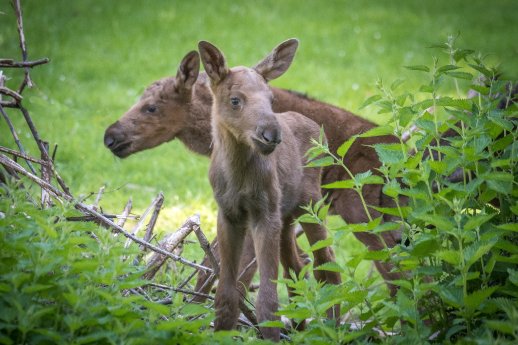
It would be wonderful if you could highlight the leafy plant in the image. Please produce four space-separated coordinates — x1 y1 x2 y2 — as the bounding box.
287 36 517 344
0 179 262 345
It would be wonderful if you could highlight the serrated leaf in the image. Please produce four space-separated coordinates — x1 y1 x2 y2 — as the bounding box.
436 97 472 110
453 49 474 62
390 78 405 91
497 223 518 232
469 63 493 78
486 320 515 335
464 286 499 311
469 84 489 95
417 214 455 230
336 136 357 158
22 284 53 293
315 262 344 273
373 143 405 164
364 249 389 261
435 250 461 265
437 65 461 74
445 71 473 80
306 156 335 168
258 320 284 328
464 213 495 231
405 65 430 72
322 180 355 189
359 125 394 138
309 237 333 252
370 205 410 217
419 84 434 93
360 94 382 109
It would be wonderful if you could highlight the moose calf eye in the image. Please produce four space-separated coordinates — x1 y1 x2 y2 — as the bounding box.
146 105 157 113
230 97 241 109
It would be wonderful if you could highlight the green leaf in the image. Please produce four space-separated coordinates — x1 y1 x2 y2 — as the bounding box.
309 237 333 252
22 284 53 293
306 156 335 168
360 94 382 109
258 320 284 328
469 63 493 78
417 214 455 231
336 136 357 158
140 301 170 315
464 286 499 311
370 205 409 217
437 65 461 73
390 78 405 91
359 125 394 138
182 303 210 317
322 180 355 189
453 49 474 62
464 239 497 268
373 143 405 164
435 249 461 265
464 213 495 231
497 223 518 232
315 262 344 273
364 249 389 261
445 71 473 80
404 65 430 72
486 320 515 335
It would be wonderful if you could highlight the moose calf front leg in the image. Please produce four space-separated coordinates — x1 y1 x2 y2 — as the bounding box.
214 213 246 331
251 220 281 341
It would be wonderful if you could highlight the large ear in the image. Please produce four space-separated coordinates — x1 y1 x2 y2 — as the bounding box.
198 41 229 84
176 50 200 90
253 38 299 81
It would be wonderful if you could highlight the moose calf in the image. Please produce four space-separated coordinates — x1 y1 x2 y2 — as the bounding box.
199 39 340 341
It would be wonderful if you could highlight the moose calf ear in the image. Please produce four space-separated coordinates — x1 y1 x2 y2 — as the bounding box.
176 51 200 91
253 38 299 81
198 41 229 84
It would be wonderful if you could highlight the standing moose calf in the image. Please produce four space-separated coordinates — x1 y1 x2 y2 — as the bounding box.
198 39 340 341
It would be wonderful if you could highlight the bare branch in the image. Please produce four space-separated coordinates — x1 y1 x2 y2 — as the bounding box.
143 192 164 243
0 146 48 165
116 198 133 229
0 57 49 68
0 86 23 102
0 153 213 274
192 217 219 276
13 0 33 92
143 215 199 280
0 105 37 174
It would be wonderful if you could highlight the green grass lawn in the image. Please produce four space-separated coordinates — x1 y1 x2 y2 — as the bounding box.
1 0 517 277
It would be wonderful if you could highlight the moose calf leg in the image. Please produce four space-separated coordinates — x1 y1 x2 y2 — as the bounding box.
251 221 281 341
214 215 246 331
194 233 257 303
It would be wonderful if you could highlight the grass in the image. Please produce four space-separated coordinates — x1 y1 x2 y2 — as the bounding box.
1 0 517 284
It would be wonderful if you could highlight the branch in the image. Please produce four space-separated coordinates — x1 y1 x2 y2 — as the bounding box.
0 86 23 102
143 215 199 280
13 0 33 92
0 153 213 274
0 57 49 68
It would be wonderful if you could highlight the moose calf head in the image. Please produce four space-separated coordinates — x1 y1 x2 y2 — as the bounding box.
103 51 200 157
198 40 299 155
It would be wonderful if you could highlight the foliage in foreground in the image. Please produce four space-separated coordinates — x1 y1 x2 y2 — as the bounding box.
0 184 264 345
1 38 516 345
284 37 518 344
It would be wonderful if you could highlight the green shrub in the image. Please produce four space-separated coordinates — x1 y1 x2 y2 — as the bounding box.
0 181 262 345
282 37 518 344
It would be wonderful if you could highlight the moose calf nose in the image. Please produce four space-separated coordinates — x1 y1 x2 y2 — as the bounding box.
104 133 116 148
261 127 281 145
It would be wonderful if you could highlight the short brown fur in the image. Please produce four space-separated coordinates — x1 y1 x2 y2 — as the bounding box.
198 39 339 340
104 46 401 296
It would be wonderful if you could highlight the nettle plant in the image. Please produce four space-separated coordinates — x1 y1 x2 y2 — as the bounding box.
281 38 518 344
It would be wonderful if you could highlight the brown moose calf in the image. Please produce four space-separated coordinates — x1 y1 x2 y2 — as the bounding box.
199 39 340 341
